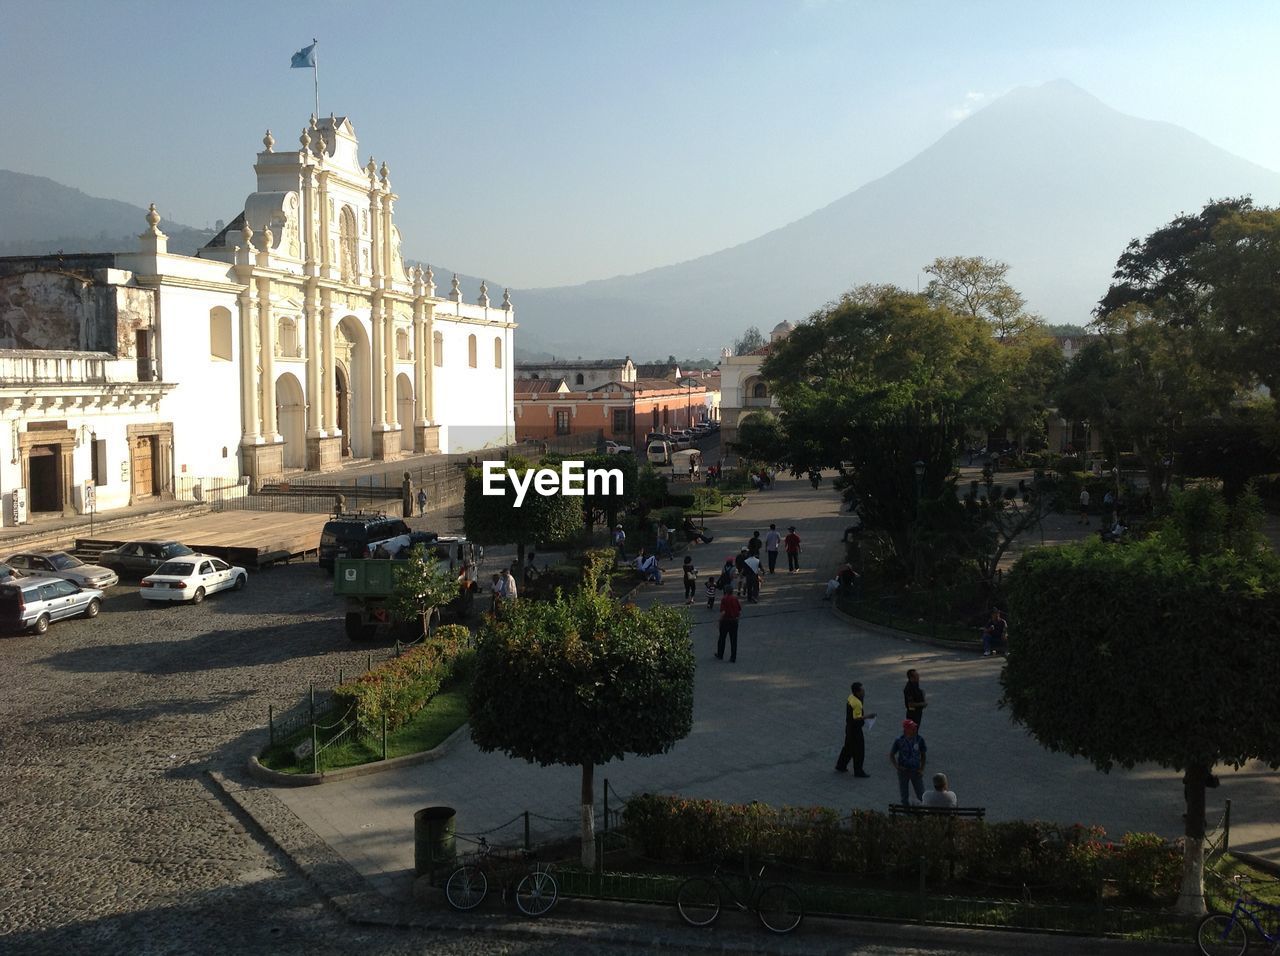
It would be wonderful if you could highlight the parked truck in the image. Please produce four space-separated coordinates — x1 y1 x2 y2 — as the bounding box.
333 534 483 641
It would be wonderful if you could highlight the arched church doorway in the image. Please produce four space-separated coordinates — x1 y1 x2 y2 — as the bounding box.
335 315 372 458
276 372 306 469
336 364 351 457
396 373 414 453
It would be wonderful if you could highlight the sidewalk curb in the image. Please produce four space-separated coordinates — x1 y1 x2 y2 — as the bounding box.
246 722 471 787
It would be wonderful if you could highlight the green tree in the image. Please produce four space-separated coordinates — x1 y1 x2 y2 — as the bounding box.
462 457 584 565
924 255 1040 341
1001 506 1280 914
731 411 790 467
1058 306 1235 510
388 546 463 637
732 325 766 355
1178 404 1280 502
468 587 695 867
756 286 999 578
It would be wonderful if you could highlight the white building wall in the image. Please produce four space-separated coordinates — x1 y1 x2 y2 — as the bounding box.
153 284 243 482
430 307 515 453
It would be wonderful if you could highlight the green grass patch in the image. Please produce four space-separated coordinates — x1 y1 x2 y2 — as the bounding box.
1208 854 1280 909
259 677 471 774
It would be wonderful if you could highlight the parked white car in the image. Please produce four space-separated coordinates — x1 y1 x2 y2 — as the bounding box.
140 554 247 604
603 440 632 454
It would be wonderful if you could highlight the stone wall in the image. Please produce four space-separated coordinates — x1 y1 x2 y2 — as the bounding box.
0 267 154 354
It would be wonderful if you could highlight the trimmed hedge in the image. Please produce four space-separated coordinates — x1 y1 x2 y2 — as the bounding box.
622 794 1182 902
333 625 471 734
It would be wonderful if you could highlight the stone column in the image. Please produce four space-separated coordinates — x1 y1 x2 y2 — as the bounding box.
317 169 332 278
238 289 262 443
304 282 322 439
384 298 398 428
321 289 336 433
258 275 278 441
370 293 385 427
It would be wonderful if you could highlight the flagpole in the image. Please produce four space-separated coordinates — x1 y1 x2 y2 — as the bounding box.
313 39 319 119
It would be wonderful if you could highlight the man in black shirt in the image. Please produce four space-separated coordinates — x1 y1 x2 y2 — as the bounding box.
903 668 927 727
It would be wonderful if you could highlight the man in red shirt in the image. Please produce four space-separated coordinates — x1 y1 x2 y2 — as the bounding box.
715 590 742 663
784 526 802 572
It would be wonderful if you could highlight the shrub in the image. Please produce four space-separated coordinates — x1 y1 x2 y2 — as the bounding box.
620 794 1180 900
333 629 469 734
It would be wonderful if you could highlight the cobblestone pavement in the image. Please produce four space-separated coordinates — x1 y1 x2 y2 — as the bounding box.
0 562 658 956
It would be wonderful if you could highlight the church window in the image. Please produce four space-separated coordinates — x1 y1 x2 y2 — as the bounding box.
396 328 410 361
493 336 503 369
278 318 299 357
209 307 232 361
339 206 358 280
468 334 477 368
575 373 584 385
752 381 768 399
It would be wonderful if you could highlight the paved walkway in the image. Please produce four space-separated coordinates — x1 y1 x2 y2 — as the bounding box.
270 474 1280 900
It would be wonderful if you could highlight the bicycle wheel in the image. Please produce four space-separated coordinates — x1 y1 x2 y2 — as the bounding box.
444 865 488 911
676 877 721 927
515 867 558 917
1196 913 1248 956
756 883 804 935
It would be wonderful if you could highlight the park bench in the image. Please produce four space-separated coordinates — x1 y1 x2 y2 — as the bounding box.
888 804 986 820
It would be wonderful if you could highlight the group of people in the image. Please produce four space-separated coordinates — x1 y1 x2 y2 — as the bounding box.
488 566 519 612
835 671 959 808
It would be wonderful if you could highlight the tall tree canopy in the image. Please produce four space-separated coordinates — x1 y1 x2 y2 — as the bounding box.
925 255 1040 341
732 325 766 355
1001 488 1280 914
750 286 1000 575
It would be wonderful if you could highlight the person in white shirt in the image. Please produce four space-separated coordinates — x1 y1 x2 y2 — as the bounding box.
921 772 958 809
763 523 782 574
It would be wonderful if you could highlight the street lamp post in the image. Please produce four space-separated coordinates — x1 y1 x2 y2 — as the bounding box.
913 460 925 514
1081 419 1091 473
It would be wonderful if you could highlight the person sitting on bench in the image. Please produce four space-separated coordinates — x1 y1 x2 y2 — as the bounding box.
921 772 958 809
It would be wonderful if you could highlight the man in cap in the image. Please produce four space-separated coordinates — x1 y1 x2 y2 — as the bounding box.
889 719 928 806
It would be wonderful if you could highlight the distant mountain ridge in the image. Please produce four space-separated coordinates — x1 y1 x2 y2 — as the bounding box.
510 80 1280 355
6 82 1278 361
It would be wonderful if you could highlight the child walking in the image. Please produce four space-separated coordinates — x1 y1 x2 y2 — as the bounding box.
705 576 719 609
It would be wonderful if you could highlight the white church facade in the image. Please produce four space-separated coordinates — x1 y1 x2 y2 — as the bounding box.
0 116 515 520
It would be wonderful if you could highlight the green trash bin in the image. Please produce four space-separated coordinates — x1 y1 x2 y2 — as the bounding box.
414 805 456 879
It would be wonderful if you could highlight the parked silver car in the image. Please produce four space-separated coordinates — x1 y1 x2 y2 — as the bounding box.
3 551 119 590
0 576 103 635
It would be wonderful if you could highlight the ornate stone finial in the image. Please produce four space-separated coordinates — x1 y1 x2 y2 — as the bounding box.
366 156 377 179
263 129 275 152
411 265 424 295
425 264 435 296
241 219 255 252
300 126 311 151
379 161 389 184
262 224 274 251
478 280 490 307
144 202 162 235
449 273 462 302
502 288 512 311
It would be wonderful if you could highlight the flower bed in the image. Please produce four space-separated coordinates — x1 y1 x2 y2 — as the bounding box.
332 625 471 734
622 794 1182 903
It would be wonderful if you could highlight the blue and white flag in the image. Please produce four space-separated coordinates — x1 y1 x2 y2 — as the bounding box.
290 41 317 69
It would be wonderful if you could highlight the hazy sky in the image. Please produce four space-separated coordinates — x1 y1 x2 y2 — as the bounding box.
3 1 1278 288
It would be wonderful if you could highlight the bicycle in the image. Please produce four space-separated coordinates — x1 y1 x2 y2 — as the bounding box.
444 837 559 918
676 864 803 934
1196 876 1280 955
